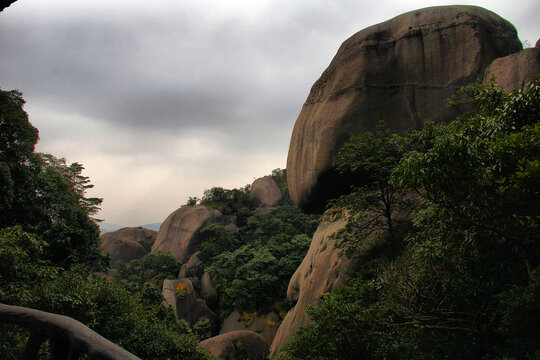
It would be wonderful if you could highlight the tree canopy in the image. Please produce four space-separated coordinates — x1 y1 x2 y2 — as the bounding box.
279 80 540 360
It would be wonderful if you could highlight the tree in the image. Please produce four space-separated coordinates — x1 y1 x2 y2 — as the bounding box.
331 121 409 255
281 80 540 359
200 185 252 215
0 89 107 270
204 200 317 315
114 252 181 292
394 79 540 276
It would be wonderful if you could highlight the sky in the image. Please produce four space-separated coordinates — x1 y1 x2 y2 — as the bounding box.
0 0 538 226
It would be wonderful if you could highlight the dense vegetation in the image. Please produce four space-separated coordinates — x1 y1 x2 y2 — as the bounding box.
187 173 319 318
3 79 537 359
278 80 540 359
0 89 210 360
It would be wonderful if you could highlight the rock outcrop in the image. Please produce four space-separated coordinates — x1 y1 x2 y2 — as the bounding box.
286 5 522 213
100 227 157 264
198 330 269 360
162 278 220 335
200 272 218 309
178 251 204 279
220 311 281 345
484 45 540 91
250 176 282 208
269 212 353 354
152 205 223 262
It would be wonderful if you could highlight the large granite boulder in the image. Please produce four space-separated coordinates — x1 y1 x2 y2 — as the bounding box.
269 212 352 355
100 227 157 264
484 46 540 91
152 205 223 262
198 330 269 360
286 5 522 213
220 310 281 345
162 278 220 335
250 176 283 208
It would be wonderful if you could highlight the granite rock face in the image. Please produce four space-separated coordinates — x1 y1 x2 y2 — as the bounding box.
269 212 352 355
152 205 223 262
200 272 219 309
100 227 157 264
162 278 220 335
286 5 522 213
250 176 283 208
198 330 269 360
178 251 204 279
484 46 540 91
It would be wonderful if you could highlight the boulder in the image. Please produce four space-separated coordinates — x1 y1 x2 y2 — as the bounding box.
484 46 540 91
198 330 269 360
101 239 147 265
269 212 352 355
178 251 204 279
152 205 223 262
220 310 281 345
225 222 239 234
162 278 220 335
200 272 218 309
250 176 282 208
100 227 157 264
286 5 522 213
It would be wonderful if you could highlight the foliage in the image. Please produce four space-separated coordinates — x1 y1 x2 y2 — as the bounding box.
331 121 410 255
0 89 38 164
0 88 107 271
277 278 417 360
40 268 210 360
0 90 208 359
0 226 57 305
394 80 540 274
200 185 252 215
203 198 318 314
113 252 181 292
281 80 540 359
197 223 239 263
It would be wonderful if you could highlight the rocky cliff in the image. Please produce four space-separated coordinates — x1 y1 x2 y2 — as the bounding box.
286 5 522 214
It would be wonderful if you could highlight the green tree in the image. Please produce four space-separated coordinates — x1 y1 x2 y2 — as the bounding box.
204 200 317 314
331 121 409 255
114 252 181 292
0 89 106 270
200 185 252 215
281 80 540 359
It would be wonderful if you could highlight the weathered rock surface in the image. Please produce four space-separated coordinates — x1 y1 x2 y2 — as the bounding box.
152 205 223 262
270 212 353 355
100 227 157 264
250 176 283 208
220 310 281 345
200 272 218 309
162 278 220 335
287 5 522 213
198 330 269 360
484 46 540 91
178 251 204 279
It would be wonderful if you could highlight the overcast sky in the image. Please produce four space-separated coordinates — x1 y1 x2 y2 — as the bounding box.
1 0 538 226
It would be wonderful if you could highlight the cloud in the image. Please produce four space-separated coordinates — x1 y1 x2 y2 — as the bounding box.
1 0 538 225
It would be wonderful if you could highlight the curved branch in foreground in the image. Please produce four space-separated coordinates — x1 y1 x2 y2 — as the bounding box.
0 303 141 360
